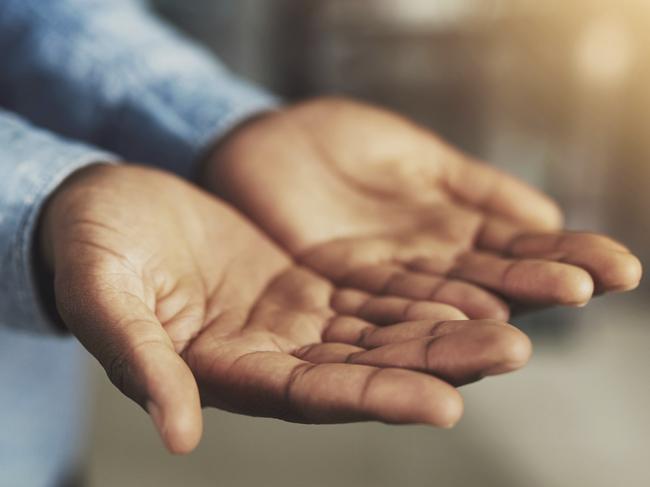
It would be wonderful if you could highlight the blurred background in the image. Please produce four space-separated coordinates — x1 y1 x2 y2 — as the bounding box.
86 1 650 485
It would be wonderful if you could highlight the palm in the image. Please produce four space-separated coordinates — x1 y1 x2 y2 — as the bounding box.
184 264 528 426
207 98 642 318
45 165 529 453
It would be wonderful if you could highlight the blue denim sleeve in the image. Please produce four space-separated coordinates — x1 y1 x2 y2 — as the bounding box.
0 109 118 333
0 0 279 179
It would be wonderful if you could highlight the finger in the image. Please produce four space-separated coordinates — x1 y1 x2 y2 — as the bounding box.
513 248 643 295
478 222 642 294
313 319 531 385
410 251 594 306
55 269 202 454
475 214 531 252
202 348 463 428
321 317 447 348
322 316 377 345
338 264 509 320
443 151 563 230
300 237 396 281
507 234 642 293
294 342 368 363
478 217 632 254
330 289 468 325
509 232 630 254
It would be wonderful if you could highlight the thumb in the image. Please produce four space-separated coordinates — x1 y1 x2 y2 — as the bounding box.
441 144 564 230
55 269 203 454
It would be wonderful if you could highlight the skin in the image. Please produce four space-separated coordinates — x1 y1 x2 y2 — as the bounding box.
204 97 643 319
40 164 532 454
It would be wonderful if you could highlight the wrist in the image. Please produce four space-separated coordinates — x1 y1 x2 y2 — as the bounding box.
197 109 281 188
197 97 350 190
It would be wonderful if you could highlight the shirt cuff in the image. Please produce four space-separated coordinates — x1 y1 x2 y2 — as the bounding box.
185 83 283 179
18 151 119 334
110 77 281 180
0 114 119 334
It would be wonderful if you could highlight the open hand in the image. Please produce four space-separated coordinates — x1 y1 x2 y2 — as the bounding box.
205 97 642 319
40 164 531 453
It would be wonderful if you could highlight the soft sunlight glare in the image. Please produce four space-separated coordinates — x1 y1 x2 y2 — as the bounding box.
373 0 505 28
575 16 634 88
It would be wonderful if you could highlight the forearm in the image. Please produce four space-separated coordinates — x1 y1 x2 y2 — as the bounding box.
0 0 278 178
0 109 117 333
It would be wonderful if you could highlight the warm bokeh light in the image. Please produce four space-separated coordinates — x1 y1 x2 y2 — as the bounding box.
575 16 634 88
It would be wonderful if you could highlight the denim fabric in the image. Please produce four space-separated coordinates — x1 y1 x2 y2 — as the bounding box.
0 0 278 178
0 106 116 487
0 1 278 485
0 327 89 487
0 110 118 334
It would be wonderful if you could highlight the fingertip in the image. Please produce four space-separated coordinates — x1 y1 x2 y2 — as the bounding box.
601 253 643 293
492 167 565 231
166 414 203 455
507 329 533 369
553 267 594 306
413 378 464 428
434 389 464 429
476 299 511 321
493 303 511 321
448 307 469 321
407 301 468 321
515 184 564 231
376 368 464 428
516 178 564 231
541 199 564 231
483 325 533 375
142 352 204 455
148 399 203 455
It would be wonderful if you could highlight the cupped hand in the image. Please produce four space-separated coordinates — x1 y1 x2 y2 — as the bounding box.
40 164 531 454
204 97 642 319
